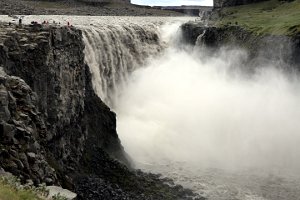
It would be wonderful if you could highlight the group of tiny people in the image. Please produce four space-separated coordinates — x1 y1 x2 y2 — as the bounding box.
8 17 72 27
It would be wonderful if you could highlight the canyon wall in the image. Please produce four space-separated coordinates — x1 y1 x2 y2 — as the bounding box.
181 22 300 68
0 23 201 200
79 0 131 4
0 23 127 185
214 0 266 8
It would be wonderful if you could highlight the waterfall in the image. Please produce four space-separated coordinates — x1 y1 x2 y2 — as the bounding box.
110 18 300 200
81 23 165 106
195 29 206 46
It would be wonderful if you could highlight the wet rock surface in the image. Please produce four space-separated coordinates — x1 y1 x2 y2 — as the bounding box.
76 146 203 200
0 23 203 199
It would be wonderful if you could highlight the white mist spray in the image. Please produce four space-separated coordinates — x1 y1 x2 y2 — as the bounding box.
115 23 300 174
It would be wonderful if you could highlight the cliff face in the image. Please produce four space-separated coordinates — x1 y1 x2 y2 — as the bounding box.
0 23 126 185
181 23 300 68
214 0 266 7
0 69 57 185
0 23 202 200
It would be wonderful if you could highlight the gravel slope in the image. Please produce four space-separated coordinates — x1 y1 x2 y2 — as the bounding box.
0 0 183 16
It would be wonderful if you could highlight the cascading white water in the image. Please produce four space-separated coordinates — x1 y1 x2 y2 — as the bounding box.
79 17 194 106
82 23 165 106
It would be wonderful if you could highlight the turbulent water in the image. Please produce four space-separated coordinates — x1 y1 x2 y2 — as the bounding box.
2 15 300 200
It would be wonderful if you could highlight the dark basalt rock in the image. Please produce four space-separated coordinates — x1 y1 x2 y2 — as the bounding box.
214 0 267 8
0 24 90 179
0 69 57 184
181 22 300 69
0 23 128 186
76 147 203 200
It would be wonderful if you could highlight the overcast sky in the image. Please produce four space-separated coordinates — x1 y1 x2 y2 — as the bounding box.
131 0 213 6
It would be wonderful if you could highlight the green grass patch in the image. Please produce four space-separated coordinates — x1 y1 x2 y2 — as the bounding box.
0 182 42 200
216 0 300 35
0 175 70 200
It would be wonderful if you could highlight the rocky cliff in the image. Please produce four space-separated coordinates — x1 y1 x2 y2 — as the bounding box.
0 68 57 185
0 22 127 182
79 0 130 4
181 22 300 69
0 23 202 200
213 0 267 7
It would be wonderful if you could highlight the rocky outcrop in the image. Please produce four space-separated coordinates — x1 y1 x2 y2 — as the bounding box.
0 23 127 185
0 24 87 180
76 147 202 200
181 22 300 69
79 0 131 4
0 68 57 185
47 185 77 200
213 0 266 8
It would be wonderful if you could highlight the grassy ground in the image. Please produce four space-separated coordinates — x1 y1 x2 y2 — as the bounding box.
216 0 300 35
0 175 63 200
0 182 42 200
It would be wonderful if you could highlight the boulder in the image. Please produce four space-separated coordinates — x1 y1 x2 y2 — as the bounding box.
47 186 77 200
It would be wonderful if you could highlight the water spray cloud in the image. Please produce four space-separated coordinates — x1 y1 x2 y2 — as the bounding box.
115 25 300 173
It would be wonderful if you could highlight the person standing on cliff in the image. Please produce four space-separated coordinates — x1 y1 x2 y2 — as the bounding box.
19 18 22 26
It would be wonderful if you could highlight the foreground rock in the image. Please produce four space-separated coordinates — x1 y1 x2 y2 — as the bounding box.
0 23 204 199
47 186 77 200
0 68 57 184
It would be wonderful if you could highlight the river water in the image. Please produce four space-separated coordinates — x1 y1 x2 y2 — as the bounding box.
1 15 300 200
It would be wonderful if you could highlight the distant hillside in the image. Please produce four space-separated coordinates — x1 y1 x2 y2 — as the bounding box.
214 0 300 35
0 0 182 16
79 0 130 3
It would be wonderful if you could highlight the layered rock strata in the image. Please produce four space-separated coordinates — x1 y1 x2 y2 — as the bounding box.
0 22 126 188
0 68 57 185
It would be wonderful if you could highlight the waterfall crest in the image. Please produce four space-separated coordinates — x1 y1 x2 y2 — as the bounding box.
82 23 165 106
